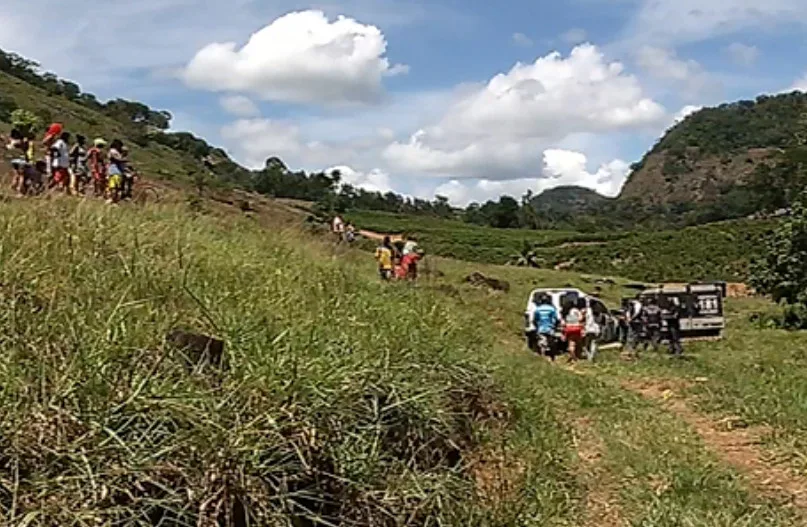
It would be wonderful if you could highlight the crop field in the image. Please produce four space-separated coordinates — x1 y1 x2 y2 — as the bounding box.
347 209 776 283
346 209 628 267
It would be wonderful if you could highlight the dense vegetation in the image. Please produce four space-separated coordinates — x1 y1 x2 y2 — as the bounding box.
750 192 807 329
620 92 807 224
644 93 807 165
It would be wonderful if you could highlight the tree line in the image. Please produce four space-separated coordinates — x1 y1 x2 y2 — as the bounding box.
4 46 802 232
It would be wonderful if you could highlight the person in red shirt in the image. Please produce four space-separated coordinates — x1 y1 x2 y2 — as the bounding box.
42 123 63 183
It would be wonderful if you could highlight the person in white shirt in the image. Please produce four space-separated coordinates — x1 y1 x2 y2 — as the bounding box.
626 299 644 352
402 235 418 256
583 299 601 361
50 132 71 191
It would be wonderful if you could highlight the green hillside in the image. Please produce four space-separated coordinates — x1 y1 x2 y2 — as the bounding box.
621 92 807 215
0 198 570 524
348 209 774 282
0 70 210 184
3 197 807 525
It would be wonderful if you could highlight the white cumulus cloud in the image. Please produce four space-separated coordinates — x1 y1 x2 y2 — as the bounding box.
219 95 260 117
383 44 665 180
433 149 630 206
182 10 406 105
327 165 393 193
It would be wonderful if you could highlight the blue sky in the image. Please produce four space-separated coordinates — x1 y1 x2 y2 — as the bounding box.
2 0 806 204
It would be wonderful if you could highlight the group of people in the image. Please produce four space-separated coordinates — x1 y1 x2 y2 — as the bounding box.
620 295 684 356
331 215 357 243
330 215 424 282
531 292 684 363
4 122 136 203
374 235 423 281
531 294 602 362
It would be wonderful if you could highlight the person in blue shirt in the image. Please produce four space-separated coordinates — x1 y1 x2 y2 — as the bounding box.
533 294 559 357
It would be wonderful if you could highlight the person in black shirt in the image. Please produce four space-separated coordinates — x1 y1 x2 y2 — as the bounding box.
663 298 684 356
642 296 663 352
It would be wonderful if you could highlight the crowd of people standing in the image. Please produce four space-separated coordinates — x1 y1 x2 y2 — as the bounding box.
374 235 422 282
531 294 603 362
4 122 137 203
620 295 684 356
531 291 684 363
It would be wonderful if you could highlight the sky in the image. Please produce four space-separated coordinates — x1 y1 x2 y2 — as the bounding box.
2 0 807 205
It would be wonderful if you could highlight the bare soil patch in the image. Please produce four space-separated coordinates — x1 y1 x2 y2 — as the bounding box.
624 378 807 513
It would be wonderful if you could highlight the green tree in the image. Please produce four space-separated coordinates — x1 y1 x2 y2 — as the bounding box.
750 194 807 303
10 108 40 136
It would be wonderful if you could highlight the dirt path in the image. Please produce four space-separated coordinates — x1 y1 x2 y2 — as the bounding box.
358 229 403 243
571 417 626 527
624 378 807 513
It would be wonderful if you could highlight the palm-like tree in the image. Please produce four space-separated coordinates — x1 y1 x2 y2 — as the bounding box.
508 241 543 268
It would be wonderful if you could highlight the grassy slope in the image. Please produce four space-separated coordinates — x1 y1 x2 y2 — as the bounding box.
0 198 580 525
0 71 205 184
408 254 807 525
348 209 775 282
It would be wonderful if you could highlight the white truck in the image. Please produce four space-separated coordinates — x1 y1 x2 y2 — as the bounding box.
523 288 617 352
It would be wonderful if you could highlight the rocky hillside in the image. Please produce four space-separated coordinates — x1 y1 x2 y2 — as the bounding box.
620 92 807 206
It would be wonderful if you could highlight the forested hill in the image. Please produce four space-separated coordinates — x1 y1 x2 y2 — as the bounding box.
620 92 807 213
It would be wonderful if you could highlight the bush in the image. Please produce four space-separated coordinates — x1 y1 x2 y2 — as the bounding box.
10 108 39 135
750 193 807 304
750 303 807 330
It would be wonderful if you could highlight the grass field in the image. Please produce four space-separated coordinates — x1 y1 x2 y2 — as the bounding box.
1 194 806 525
347 209 775 283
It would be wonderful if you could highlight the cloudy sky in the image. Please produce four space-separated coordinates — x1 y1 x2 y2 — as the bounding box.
2 0 807 204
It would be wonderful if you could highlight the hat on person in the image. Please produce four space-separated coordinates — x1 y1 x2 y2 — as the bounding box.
93 138 107 147
43 123 63 142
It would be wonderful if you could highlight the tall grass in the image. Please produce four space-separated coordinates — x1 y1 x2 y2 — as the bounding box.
0 198 573 525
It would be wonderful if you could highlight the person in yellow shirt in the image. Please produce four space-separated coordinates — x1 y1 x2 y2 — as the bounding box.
375 236 394 280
